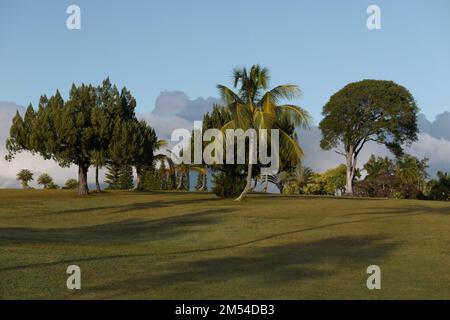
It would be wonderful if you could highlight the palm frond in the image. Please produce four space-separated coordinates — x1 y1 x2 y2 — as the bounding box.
277 105 311 129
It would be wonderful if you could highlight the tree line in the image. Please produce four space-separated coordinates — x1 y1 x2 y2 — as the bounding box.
6 66 450 201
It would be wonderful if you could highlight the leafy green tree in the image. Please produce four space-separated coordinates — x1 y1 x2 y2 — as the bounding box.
395 155 428 198
319 80 419 195
6 85 98 195
16 169 33 188
217 65 310 201
428 171 450 201
37 173 54 189
362 155 397 197
63 178 78 189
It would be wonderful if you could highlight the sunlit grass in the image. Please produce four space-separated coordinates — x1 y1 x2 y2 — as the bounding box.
0 189 449 299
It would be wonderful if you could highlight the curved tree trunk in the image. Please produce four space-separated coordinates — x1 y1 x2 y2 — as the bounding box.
235 138 255 201
95 165 101 192
78 165 89 196
235 162 253 201
201 173 207 191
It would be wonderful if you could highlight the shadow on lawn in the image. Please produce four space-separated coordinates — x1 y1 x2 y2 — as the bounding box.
0 207 234 246
88 234 399 298
0 196 222 219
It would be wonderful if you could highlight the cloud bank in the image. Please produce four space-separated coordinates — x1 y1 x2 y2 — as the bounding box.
0 93 449 188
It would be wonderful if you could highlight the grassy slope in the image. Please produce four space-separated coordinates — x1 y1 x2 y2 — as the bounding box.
0 189 449 299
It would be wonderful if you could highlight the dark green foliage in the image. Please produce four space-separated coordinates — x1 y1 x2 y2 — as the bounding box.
106 164 134 190
142 165 162 191
428 172 450 201
212 169 246 198
356 154 429 199
159 161 168 190
319 80 419 195
118 165 134 190
202 105 248 198
105 164 121 190
6 78 158 195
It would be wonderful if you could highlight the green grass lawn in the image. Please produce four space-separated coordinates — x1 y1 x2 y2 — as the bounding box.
0 189 449 299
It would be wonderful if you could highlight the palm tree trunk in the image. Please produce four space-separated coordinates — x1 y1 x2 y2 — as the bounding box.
262 174 268 193
201 173 207 191
95 165 101 192
176 172 183 190
235 162 253 201
235 138 255 201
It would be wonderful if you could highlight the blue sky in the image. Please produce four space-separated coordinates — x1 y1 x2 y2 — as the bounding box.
1 0 449 123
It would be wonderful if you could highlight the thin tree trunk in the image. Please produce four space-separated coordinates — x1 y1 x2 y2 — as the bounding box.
176 172 183 190
262 174 268 193
235 162 253 201
78 165 89 196
201 173 207 191
95 165 101 192
235 138 256 201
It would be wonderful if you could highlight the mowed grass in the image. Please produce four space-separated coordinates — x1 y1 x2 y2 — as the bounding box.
0 189 449 299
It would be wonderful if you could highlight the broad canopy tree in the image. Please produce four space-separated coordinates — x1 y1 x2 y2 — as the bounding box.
319 80 419 195
5 79 158 195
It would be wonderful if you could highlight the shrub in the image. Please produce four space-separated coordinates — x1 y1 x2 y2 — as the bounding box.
63 179 78 189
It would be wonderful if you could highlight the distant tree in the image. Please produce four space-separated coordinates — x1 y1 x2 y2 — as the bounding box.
118 165 134 190
63 179 78 189
105 164 121 190
395 155 428 199
16 169 33 188
429 171 450 201
37 173 54 189
362 155 397 197
319 80 419 195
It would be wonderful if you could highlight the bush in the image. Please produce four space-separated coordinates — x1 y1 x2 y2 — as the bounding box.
63 179 78 189
37 173 54 189
212 171 246 198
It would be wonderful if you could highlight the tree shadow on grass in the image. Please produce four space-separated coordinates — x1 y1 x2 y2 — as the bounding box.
342 204 450 217
0 197 223 220
88 234 399 298
0 207 234 246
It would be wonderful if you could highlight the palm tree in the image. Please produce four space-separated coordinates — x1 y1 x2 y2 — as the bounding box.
266 165 313 193
16 169 33 188
37 173 54 189
217 65 310 201
169 149 208 191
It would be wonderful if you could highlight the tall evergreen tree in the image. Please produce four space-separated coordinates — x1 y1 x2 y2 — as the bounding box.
105 163 121 189
118 165 134 190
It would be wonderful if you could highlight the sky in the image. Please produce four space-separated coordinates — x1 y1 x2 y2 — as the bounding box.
1 0 450 123
0 0 449 188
